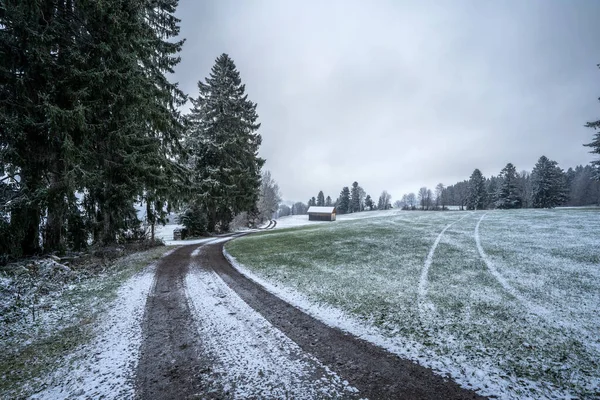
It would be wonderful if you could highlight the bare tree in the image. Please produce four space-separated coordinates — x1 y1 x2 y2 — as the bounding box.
377 190 392 210
418 187 428 210
426 189 433 210
407 192 417 209
358 186 366 211
291 202 308 215
257 170 281 222
435 183 445 209
278 204 291 217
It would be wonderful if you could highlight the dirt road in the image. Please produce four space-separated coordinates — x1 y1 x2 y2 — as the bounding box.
134 237 484 399
135 244 214 399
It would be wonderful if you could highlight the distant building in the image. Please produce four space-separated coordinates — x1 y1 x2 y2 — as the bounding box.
307 206 337 221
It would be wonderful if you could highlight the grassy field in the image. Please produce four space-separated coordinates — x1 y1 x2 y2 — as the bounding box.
225 209 600 399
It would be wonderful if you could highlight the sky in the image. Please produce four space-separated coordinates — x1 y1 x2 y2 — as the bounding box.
174 0 600 203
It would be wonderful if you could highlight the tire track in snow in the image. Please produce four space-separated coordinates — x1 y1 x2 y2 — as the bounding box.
418 213 470 321
185 263 360 399
474 214 600 353
474 213 550 317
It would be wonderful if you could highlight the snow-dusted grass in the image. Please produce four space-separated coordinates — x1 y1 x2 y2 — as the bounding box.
225 209 600 399
0 246 168 399
184 260 360 399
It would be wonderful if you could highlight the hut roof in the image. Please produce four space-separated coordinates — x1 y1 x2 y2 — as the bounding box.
307 206 336 214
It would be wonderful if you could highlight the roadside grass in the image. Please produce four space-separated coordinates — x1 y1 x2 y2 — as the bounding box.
0 246 167 398
226 209 600 399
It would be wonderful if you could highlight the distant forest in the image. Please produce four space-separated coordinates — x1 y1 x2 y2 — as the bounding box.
400 158 599 211
286 159 599 217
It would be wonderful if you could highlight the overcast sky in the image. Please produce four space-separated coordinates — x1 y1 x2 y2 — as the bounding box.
174 0 600 203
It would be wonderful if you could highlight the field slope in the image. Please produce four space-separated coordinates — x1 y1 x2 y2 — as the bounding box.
225 209 600 399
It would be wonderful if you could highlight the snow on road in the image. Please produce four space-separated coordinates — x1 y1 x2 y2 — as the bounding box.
31 266 156 399
184 263 361 399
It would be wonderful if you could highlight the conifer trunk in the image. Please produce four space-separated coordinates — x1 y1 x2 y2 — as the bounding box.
14 171 42 256
45 161 67 253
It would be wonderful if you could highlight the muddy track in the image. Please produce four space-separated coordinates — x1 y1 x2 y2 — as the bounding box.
201 242 486 400
135 245 215 399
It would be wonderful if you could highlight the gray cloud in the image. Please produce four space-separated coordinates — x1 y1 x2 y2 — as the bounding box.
175 0 600 202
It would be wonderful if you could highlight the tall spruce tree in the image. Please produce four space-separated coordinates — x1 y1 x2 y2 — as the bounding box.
0 0 187 254
350 181 361 213
1 1 66 255
338 187 351 214
531 156 567 208
325 195 332 206
486 177 498 209
317 191 325 206
185 54 264 232
585 63 600 180
364 194 374 210
495 163 522 209
566 165 600 206
80 0 187 244
467 169 487 210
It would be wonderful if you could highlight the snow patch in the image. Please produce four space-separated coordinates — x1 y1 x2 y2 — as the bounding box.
31 266 157 399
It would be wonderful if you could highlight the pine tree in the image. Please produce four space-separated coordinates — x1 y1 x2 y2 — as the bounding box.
338 187 351 214
585 63 600 180
82 0 187 244
495 163 522 209
531 156 567 208
0 1 66 255
185 54 264 232
567 165 600 206
467 169 487 210
364 194 374 210
350 181 361 213
317 191 325 206
0 0 188 253
486 177 498 209
325 196 332 206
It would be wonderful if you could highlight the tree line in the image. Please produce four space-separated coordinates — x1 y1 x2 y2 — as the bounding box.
0 2 265 261
278 182 392 217
398 156 599 211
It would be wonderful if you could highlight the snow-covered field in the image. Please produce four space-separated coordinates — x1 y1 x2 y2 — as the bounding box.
226 208 600 399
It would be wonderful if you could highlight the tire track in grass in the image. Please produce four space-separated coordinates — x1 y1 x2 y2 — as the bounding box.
418 213 471 325
474 213 550 317
475 214 600 354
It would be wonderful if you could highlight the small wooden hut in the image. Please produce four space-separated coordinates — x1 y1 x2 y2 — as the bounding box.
307 206 337 221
